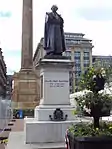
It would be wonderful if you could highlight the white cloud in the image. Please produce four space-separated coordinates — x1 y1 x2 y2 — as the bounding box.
0 0 112 74
74 19 112 55
74 0 112 8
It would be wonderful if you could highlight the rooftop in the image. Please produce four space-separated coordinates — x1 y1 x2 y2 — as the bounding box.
65 32 85 37
92 55 112 58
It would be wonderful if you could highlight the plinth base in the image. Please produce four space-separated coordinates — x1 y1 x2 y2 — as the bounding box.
13 69 40 109
34 105 77 121
24 118 90 144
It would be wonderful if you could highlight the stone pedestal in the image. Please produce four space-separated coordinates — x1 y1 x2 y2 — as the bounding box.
24 58 79 146
39 59 71 105
12 69 40 109
34 105 75 121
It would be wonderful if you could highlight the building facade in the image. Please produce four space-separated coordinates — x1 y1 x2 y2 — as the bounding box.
33 38 45 70
0 48 7 97
0 48 12 131
64 33 93 92
92 55 112 82
6 75 13 100
33 32 94 93
92 55 112 67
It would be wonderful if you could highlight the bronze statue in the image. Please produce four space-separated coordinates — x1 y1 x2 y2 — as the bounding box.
44 5 66 56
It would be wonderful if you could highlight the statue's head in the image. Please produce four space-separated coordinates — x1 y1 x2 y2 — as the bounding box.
51 5 58 12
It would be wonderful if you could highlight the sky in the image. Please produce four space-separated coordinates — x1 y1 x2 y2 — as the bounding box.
0 0 112 74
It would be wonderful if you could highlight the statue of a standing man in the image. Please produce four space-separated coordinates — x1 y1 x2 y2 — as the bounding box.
44 5 66 56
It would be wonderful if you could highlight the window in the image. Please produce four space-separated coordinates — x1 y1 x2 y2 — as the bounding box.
75 79 79 86
76 66 81 69
84 57 89 60
75 72 81 76
7 81 9 85
84 52 89 57
84 60 90 64
74 51 81 57
75 63 80 67
75 60 81 64
65 34 70 38
84 64 90 67
75 56 80 60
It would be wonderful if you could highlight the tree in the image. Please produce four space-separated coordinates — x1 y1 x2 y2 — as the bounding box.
76 66 112 128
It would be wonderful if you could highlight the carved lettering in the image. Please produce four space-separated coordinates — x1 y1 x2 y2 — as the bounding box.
45 79 68 88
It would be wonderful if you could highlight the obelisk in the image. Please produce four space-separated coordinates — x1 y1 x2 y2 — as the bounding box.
12 0 40 110
21 0 33 70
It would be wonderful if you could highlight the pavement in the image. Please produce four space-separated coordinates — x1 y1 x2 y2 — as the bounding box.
0 119 24 149
11 119 24 132
5 118 66 149
6 117 92 149
1 116 112 149
6 131 65 149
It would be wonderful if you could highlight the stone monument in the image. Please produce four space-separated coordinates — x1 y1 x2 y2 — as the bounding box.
7 5 90 149
23 5 89 148
12 0 40 109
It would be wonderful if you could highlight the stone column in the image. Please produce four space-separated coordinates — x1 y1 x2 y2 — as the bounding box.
21 0 33 69
80 49 84 73
89 49 92 67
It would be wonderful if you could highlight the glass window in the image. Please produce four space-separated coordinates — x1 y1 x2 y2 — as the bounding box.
74 51 81 57
75 56 80 60
84 64 90 67
65 34 69 38
75 67 81 72
75 60 80 64
75 63 80 67
84 52 89 57
75 71 81 76
84 57 89 60
84 60 90 64
75 79 80 86
7 81 9 85
75 70 81 73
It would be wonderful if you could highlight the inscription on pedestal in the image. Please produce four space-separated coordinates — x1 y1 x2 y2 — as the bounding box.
45 79 68 88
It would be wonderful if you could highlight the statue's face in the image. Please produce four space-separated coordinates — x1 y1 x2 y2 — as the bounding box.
51 5 58 12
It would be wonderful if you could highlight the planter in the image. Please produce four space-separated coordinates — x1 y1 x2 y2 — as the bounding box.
67 133 112 149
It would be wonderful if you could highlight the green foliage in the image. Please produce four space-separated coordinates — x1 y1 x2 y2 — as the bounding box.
69 122 112 137
80 64 112 91
77 66 112 117
13 109 34 117
69 64 112 135
93 60 112 83
80 67 106 91
80 67 95 91
75 92 112 116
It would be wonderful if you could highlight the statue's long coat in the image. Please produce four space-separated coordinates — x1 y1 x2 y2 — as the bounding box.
44 12 66 54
